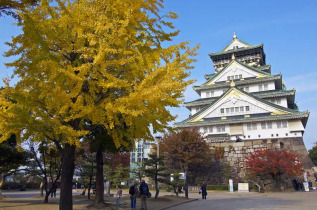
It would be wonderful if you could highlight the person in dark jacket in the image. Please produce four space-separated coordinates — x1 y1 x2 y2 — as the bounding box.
139 180 149 210
129 182 139 210
201 182 207 200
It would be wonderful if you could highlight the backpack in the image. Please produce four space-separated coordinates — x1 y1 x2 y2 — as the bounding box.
129 186 135 195
141 183 148 194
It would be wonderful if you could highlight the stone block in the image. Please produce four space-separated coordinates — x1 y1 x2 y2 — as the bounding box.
234 142 245 147
224 152 229 156
253 140 262 145
224 147 229 152
244 141 252 147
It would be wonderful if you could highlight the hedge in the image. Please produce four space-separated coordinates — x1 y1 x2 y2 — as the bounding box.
206 185 228 191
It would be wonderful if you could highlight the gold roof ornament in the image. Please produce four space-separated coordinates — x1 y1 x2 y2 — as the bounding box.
232 53 236 60
230 80 235 87
233 32 237 39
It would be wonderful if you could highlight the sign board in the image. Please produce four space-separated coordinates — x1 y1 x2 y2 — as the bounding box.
303 182 309 192
303 172 308 182
229 179 233 192
238 183 249 192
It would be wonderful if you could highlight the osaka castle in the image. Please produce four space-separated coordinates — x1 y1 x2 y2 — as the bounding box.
175 33 309 142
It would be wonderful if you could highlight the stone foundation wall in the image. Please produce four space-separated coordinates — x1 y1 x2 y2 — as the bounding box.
205 137 314 186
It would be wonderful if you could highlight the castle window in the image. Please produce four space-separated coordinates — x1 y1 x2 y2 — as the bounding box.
267 122 272 129
286 133 288 136
276 134 279 137
209 126 213 132
276 121 282 128
226 108 230 113
264 84 268 90
271 134 274 137
258 135 261 138
235 107 239 112
221 108 224 114
206 92 210 97
210 91 214 97
227 76 230 80
276 99 281 105
282 121 288 128
244 87 249 92
239 74 242 79
204 127 208 133
240 107 244 112
259 85 263 91
245 106 250 111
261 122 266 129
247 123 257 130
217 126 225 132
235 75 239 79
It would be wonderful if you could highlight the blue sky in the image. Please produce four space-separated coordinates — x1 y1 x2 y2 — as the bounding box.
0 0 316 149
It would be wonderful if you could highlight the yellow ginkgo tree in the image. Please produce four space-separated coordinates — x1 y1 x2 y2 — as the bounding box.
0 0 198 209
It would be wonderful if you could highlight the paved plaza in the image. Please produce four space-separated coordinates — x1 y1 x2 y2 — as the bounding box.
1 190 317 209
173 190 317 210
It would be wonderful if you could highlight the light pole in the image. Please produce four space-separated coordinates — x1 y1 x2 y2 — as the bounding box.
155 136 162 158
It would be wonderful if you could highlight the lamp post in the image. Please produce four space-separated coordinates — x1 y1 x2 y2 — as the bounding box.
155 136 162 158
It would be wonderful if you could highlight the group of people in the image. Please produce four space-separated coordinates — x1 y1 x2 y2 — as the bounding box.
124 180 150 210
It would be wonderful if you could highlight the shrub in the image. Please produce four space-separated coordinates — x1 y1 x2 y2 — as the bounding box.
206 185 228 191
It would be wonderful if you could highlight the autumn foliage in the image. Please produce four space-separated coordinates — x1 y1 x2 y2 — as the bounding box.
159 128 212 174
244 149 304 178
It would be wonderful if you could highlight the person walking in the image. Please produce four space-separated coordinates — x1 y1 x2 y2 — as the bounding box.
117 185 123 198
129 182 139 210
201 182 207 200
139 180 149 210
51 184 57 198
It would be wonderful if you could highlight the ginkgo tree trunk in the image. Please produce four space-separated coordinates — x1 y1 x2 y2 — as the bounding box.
0 0 198 209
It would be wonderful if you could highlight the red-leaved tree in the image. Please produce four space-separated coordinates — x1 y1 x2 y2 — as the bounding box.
244 149 304 179
159 128 212 198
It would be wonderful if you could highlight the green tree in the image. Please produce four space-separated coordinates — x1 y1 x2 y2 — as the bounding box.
0 0 197 208
169 173 185 196
0 134 29 196
144 153 169 198
308 145 317 166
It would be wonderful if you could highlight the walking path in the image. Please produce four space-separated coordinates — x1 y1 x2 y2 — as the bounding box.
1 189 317 209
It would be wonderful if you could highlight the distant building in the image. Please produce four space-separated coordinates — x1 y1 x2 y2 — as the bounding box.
130 140 155 170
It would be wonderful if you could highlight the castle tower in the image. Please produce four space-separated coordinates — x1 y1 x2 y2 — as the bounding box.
175 34 313 184
176 33 309 143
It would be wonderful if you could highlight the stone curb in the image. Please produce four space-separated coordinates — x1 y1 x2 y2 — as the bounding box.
154 198 199 210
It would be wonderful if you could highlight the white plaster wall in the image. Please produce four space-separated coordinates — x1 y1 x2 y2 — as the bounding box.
216 67 257 83
205 98 269 118
200 125 228 135
224 40 247 51
201 89 228 98
241 121 303 140
242 82 275 93
201 82 275 99
268 97 288 108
